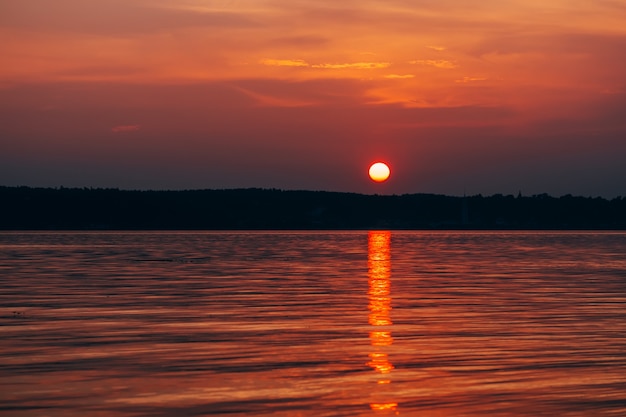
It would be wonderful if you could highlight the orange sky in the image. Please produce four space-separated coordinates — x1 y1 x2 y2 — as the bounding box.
1 0 625 196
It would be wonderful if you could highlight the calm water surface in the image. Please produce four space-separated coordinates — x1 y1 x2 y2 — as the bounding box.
1 231 626 416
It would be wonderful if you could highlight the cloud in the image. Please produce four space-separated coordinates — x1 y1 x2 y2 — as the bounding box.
426 45 446 51
410 59 458 69
233 86 314 107
260 59 309 67
0 0 259 36
311 62 391 69
469 32 626 58
269 35 330 47
384 74 415 79
55 65 146 81
260 59 391 70
111 124 140 133
455 77 488 83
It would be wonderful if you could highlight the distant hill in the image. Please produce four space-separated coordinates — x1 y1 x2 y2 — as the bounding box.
1 186 625 230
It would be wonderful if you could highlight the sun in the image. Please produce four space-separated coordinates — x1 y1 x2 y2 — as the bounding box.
368 162 391 183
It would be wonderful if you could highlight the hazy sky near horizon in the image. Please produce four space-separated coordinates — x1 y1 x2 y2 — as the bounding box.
1 0 625 196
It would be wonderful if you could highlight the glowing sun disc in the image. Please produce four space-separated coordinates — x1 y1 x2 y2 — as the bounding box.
369 162 391 182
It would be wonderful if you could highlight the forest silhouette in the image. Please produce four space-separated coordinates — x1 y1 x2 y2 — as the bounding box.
1 186 625 230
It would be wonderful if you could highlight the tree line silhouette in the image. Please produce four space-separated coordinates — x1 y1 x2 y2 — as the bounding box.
1 186 625 230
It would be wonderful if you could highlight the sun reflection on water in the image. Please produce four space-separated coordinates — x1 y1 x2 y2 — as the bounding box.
367 231 398 413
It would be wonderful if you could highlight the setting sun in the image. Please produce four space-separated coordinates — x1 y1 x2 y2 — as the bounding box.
369 162 391 183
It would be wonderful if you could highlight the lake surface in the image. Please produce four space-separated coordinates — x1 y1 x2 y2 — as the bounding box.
1 231 626 416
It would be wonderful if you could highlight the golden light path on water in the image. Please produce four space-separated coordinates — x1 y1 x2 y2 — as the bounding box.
368 231 398 413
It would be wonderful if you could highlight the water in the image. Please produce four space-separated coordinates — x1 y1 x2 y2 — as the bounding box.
1 231 626 416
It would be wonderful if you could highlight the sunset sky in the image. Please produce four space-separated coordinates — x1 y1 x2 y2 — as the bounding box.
1 0 625 196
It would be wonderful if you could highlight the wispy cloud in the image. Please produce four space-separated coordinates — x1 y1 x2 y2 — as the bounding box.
261 59 391 70
410 59 458 69
426 45 446 51
312 62 390 69
111 124 140 133
0 0 260 36
384 74 415 79
260 59 309 67
455 76 488 83
233 86 314 107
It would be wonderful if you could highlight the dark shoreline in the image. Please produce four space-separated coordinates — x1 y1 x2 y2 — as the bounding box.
2 186 625 230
